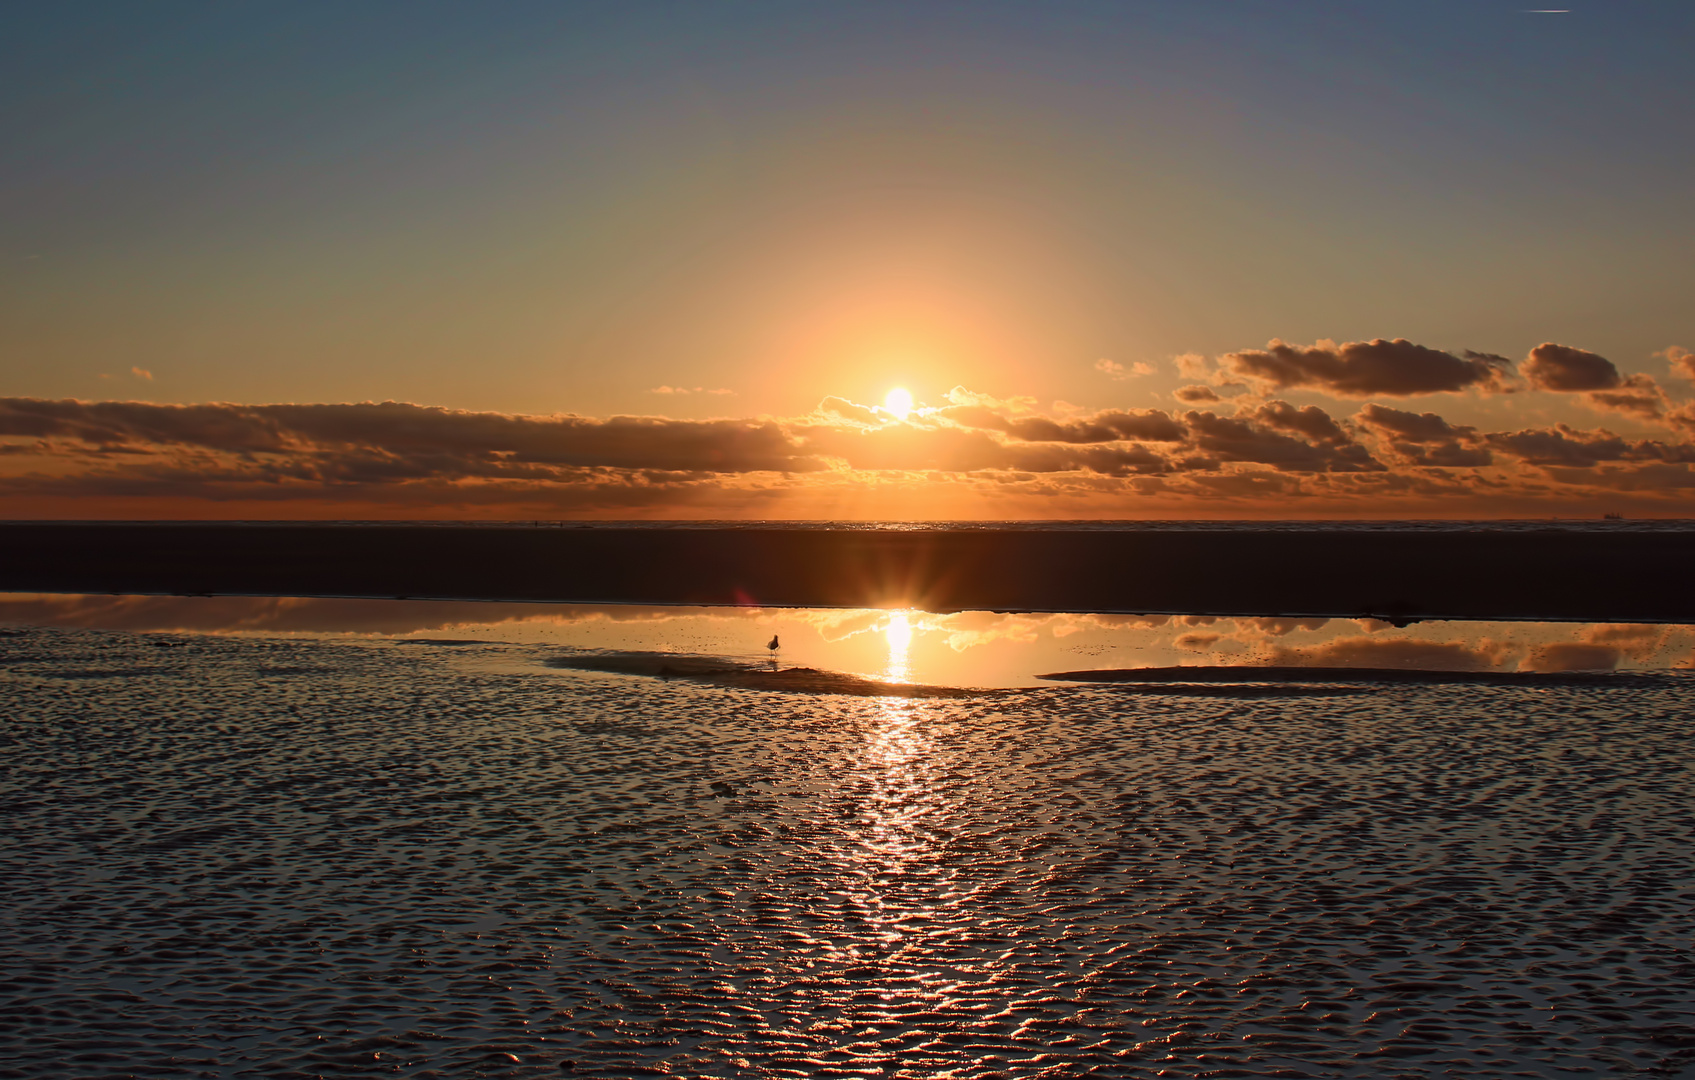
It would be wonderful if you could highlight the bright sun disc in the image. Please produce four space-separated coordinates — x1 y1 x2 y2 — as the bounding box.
883 387 914 420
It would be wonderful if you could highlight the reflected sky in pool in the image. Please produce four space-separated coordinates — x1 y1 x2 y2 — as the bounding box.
2 592 1691 687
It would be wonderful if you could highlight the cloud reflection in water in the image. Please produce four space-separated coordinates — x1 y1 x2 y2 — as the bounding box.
2 592 1692 684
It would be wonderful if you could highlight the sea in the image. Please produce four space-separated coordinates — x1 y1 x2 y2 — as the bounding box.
3 571 1694 1077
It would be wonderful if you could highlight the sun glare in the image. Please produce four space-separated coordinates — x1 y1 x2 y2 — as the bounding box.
883 387 914 420
883 611 913 682
884 611 913 654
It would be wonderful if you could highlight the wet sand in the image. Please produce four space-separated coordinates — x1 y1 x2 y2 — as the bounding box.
4 626 1694 1077
5 520 1695 622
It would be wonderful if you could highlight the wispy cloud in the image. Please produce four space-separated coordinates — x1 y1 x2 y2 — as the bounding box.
1095 359 1154 380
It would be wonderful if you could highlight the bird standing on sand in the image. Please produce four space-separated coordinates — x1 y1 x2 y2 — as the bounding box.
766 633 780 667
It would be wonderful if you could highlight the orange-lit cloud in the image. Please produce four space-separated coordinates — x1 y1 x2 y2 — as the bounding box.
1516 343 1671 422
1660 346 1695 382
650 386 735 396
1095 359 1154 380
1354 403 1491 467
1182 408 1380 472
6 331 1695 519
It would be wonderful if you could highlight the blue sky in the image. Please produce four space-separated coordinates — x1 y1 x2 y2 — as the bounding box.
2 2 1693 517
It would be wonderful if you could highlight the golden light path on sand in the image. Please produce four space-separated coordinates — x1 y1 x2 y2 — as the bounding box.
807 605 989 1065
3 614 1695 1074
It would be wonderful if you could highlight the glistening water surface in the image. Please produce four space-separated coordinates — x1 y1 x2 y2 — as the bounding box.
3 618 1694 1078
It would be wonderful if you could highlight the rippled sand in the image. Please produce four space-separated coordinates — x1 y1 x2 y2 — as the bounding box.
4 628 1694 1078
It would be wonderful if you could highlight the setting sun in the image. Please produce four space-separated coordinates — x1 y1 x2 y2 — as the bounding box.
883 387 914 420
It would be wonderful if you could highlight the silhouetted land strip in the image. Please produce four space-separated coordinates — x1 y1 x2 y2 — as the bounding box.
545 651 979 698
3 521 1692 623
1039 665 1670 686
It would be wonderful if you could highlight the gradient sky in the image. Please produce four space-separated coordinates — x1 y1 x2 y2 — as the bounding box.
3 1 1694 518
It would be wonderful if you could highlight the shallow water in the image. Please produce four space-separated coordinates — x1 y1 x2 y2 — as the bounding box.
4 628 1695 1078
7 592 1695 689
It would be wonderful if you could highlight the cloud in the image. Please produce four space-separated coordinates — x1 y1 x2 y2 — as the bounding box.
942 386 1041 414
1174 385 1221 404
1520 343 1621 392
934 405 1186 444
0 397 819 474
1658 346 1695 381
1486 424 1626 466
1354 403 1491 467
1183 410 1382 472
797 418 1175 476
1173 353 1210 378
9 368 1695 518
1514 344 1672 421
1353 403 1473 444
1185 469 1304 498
1247 401 1352 445
1094 359 1154 380
1174 632 1220 651
131 367 153 381
1485 424 1639 467
817 396 886 425
1539 462 1695 492
1584 376 1667 421
1219 338 1515 397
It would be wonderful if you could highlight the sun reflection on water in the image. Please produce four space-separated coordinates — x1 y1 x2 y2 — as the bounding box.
810 604 964 1028
882 611 913 683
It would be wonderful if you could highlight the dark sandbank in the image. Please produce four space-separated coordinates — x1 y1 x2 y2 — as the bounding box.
546 651 981 698
1039 664 1670 686
4 520 1694 622
1089 683 1376 697
551 652 1371 697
